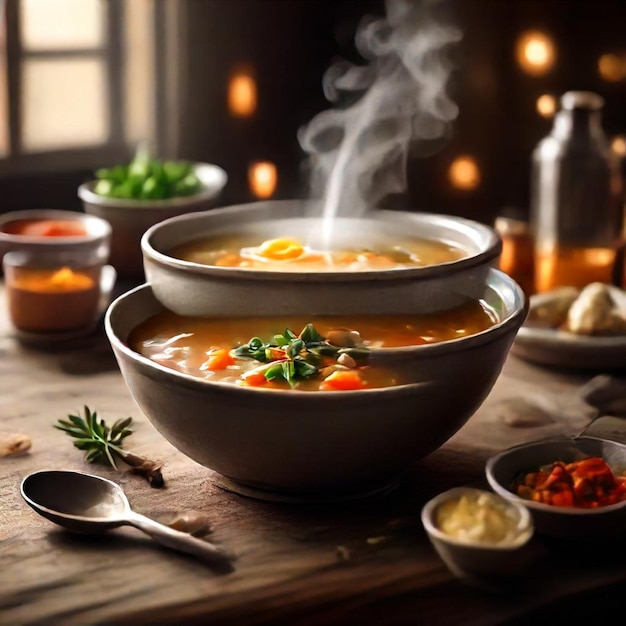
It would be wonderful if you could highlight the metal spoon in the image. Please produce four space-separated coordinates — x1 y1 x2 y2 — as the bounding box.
21 469 235 572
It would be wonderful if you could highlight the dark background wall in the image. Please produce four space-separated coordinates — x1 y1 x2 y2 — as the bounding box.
174 0 626 224
1 0 625 225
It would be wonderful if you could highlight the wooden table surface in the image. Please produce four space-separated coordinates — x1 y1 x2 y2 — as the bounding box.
1 281 625 626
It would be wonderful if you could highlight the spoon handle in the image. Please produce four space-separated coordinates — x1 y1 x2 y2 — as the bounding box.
126 512 235 570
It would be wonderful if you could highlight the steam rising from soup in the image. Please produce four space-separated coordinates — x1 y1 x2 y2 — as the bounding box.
299 0 461 245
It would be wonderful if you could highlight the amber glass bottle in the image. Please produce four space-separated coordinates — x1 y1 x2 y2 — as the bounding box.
530 91 624 293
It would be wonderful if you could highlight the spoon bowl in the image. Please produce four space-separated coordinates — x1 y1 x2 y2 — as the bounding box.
22 470 133 533
21 470 235 570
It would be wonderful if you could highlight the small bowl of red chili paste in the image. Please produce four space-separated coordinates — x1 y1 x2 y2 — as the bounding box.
486 436 626 537
0 209 111 269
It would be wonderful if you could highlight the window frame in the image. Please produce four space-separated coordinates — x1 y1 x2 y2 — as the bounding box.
0 0 167 177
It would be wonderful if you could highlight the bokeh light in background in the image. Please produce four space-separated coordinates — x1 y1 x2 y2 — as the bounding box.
248 161 277 198
448 156 480 191
536 94 557 118
598 53 626 82
516 31 556 76
611 135 626 157
228 66 257 117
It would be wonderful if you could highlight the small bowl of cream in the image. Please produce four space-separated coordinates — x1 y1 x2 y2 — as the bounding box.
421 487 534 579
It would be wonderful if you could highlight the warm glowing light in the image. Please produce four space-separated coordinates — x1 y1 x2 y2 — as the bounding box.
516 31 555 76
228 68 257 117
448 156 480 191
536 94 556 118
611 135 626 157
598 53 626 82
248 161 277 198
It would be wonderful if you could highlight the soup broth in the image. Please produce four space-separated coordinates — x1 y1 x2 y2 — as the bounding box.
170 233 467 272
129 301 497 391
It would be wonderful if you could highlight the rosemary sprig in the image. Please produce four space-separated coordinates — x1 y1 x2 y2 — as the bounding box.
55 406 164 488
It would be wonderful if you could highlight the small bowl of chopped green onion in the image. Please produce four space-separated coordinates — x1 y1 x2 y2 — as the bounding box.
78 152 227 280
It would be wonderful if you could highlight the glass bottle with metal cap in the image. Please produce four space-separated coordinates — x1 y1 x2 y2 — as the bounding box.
530 91 624 293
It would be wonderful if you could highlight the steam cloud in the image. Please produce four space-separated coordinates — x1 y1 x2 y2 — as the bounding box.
298 0 461 242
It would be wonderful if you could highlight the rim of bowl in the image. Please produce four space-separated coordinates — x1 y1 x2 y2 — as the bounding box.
77 162 228 209
485 436 626 516
0 209 111 244
141 201 503 283
104 267 526 398
421 486 534 551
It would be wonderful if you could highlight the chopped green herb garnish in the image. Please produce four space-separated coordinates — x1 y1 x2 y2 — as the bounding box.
232 323 368 387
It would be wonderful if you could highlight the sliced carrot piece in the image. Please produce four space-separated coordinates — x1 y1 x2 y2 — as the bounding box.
215 253 243 267
241 370 268 387
334 252 359 264
204 348 235 371
319 370 366 391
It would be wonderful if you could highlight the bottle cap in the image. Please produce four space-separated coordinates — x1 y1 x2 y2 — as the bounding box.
561 91 604 111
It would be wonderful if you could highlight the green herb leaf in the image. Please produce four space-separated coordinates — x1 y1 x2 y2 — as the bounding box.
299 324 325 343
264 362 287 382
54 406 133 469
294 360 318 378
286 338 305 359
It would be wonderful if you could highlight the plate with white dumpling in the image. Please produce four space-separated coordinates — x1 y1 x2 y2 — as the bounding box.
512 282 626 370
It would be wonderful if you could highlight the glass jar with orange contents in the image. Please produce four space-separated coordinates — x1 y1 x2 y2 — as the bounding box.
530 91 624 293
3 250 106 334
494 216 535 296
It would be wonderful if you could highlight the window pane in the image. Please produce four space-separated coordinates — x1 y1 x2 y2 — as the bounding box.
124 0 154 144
20 0 103 50
22 57 108 151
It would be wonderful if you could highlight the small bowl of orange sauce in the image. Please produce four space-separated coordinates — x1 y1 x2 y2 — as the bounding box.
0 209 111 270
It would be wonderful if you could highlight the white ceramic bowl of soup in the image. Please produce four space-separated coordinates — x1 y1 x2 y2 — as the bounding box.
141 200 502 317
104 268 526 501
